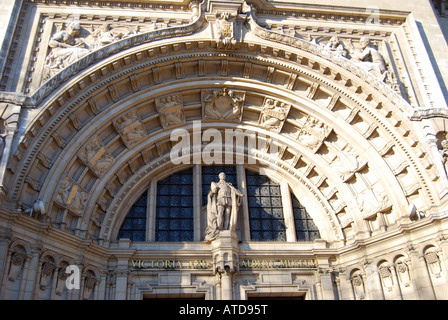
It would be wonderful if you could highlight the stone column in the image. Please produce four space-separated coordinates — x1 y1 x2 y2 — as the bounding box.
408 248 436 299
212 230 239 300
317 267 336 300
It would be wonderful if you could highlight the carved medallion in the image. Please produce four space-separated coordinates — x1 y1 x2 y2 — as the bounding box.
155 94 185 128
201 88 245 121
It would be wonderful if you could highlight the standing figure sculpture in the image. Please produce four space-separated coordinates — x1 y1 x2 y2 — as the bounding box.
205 172 243 241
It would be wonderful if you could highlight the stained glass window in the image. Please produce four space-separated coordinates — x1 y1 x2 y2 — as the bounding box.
155 168 194 242
246 169 286 241
117 191 147 241
292 193 320 241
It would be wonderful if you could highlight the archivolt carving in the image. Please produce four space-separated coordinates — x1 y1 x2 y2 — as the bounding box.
79 136 114 177
5 4 438 244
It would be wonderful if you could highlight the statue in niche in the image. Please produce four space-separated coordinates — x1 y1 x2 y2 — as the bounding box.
425 249 442 278
348 37 387 79
395 257 411 287
351 271 366 300
205 172 244 242
258 98 290 131
155 94 185 128
43 22 91 80
202 88 245 121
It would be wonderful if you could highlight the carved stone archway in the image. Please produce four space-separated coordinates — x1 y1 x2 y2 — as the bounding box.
2 1 441 248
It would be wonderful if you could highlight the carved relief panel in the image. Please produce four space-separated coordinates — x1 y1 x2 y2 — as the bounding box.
297 116 331 152
155 94 185 128
258 98 291 132
201 88 245 121
54 176 88 216
112 111 147 147
78 136 114 177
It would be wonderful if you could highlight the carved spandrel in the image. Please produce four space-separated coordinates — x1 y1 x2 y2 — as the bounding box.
79 136 114 177
258 98 290 132
54 176 88 216
155 94 185 128
202 88 245 121
113 111 147 147
43 22 92 81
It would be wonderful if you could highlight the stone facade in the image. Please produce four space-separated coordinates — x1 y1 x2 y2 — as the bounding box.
0 0 448 300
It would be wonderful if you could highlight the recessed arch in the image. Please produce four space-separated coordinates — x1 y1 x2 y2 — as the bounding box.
4 11 439 249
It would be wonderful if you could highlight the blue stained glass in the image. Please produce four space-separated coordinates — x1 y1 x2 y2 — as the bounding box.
117 191 148 242
291 192 320 241
156 168 194 242
246 169 286 242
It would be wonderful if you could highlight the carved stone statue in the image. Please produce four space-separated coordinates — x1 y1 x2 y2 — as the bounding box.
44 22 91 80
55 176 87 215
205 172 243 241
80 136 114 177
330 145 366 182
202 88 245 121
349 37 386 78
324 36 347 57
113 111 147 146
297 117 331 152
